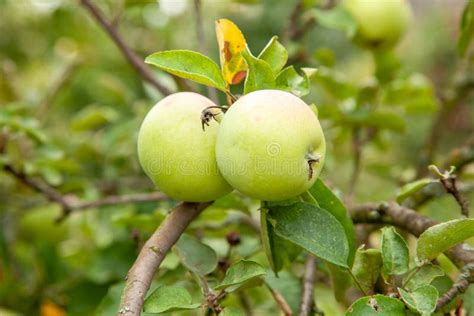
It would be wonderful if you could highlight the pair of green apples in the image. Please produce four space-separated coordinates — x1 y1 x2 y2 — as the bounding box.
137 90 326 202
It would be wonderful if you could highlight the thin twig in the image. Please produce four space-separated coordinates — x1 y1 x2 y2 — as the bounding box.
267 284 293 316
118 202 210 315
79 0 171 96
299 255 317 316
436 263 474 311
37 59 80 119
350 202 474 268
193 0 218 103
416 78 474 178
440 175 470 217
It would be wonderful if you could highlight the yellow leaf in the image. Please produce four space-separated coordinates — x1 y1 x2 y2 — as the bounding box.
40 301 66 316
215 19 248 85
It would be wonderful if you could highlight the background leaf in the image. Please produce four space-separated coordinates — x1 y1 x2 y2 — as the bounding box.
174 233 218 276
145 50 227 91
417 218 474 262
266 201 349 268
307 6 358 37
381 227 409 275
457 0 474 56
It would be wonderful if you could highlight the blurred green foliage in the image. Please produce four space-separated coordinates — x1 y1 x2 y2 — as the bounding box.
0 0 473 315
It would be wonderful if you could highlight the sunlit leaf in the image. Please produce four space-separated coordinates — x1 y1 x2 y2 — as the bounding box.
241 48 276 94
215 19 248 85
398 285 438 316
215 260 266 292
258 36 288 75
417 218 474 262
275 66 310 97
396 178 437 204
346 294 406 315
143 286 200 313
145 50 227 91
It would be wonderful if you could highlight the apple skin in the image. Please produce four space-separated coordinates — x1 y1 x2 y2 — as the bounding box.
137 92 232 202
216 90 326 201
345 0 412 49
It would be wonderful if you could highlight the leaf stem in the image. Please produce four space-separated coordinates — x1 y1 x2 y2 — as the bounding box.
347 268 368 296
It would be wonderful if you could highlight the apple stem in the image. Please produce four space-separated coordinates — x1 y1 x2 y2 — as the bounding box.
200 106 229 131
306 154 321 180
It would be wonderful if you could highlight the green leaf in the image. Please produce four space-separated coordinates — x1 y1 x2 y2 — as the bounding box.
309 66 357 100
381 227 409 275
222 306 245 316
145 50 227 91
431 276 457 312
396 178 437 204
275 66 310 97
346 294 406 315
71 105 118 131
143 286 200 314
266 201 349 268
215 260 266 292
328 263 352 302
308 179 356 266
241 48 276 94
257 36 288 75
260 209 302 274
458 0 474 56
352 247 383 294
307 6 357 37
417 218 474 262
404 264 444 291
398 285 438 316
174 233 218 276
344 109 406 133
265 270 302 314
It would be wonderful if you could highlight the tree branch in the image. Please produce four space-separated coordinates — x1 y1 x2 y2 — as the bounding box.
267 285 293 316
118 202 210 315
299 255 317 316
79 0 172 96
350 202 474 268
436 263 474 311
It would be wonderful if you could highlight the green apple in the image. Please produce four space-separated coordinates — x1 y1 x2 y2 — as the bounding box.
137 92 232 202
216 90 326 201
345 0 412 49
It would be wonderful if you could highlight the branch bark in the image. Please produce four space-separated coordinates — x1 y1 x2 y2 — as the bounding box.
436 263 474 311
118 202 210 315
79 0 172 96
299 255 316 316
350 202 474 268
